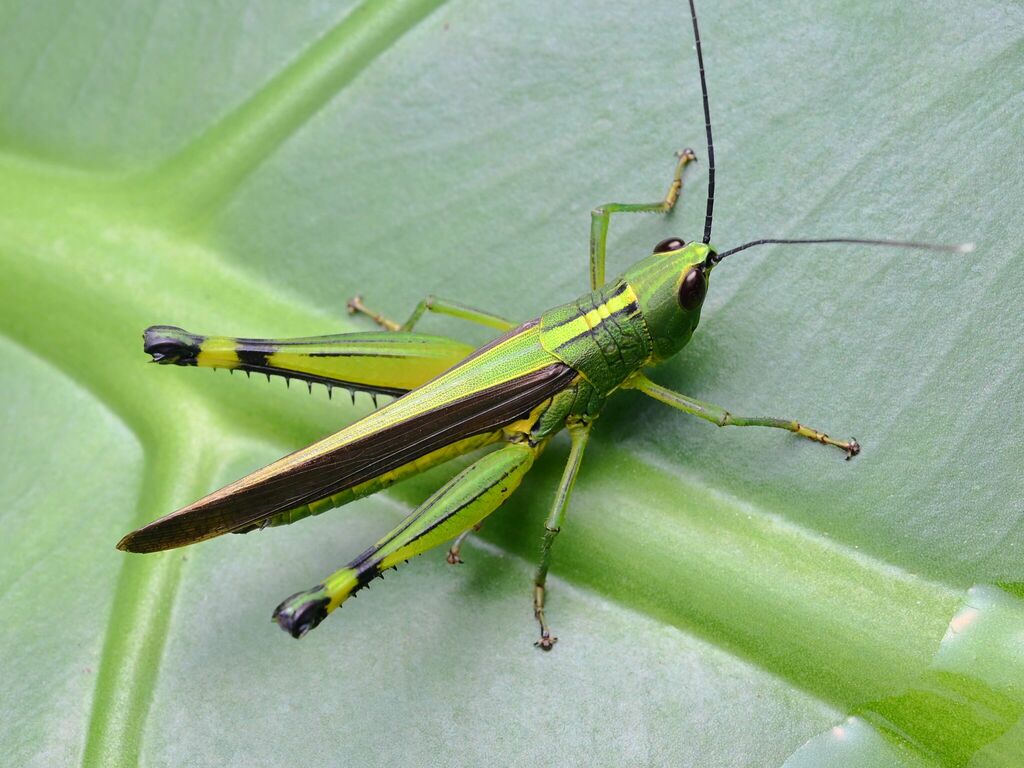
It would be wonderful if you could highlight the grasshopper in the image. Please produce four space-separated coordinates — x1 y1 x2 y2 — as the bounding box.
118 0 969 648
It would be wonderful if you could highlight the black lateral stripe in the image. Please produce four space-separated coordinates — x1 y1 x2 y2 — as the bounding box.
616 300 640 318
545 282 631 333
552 303 640 357
234 341 417 358
235 348 272 368
339 455 525 603
119 361 576 553
304 350 418 359
237 319 544 405
402 462 521 548
371 452 524 552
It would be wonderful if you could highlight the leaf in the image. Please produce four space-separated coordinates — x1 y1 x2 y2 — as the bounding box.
1 1 1021 766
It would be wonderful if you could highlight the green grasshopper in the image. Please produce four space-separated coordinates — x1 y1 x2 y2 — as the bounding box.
118 0 969 648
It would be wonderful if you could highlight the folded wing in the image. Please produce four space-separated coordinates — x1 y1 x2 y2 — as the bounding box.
118 360 575 553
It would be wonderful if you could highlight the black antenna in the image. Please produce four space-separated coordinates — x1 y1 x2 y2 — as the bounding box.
710 237 975 264
688 0 715 245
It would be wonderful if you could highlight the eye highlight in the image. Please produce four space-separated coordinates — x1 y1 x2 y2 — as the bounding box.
677 266 707 310
653 237 686 254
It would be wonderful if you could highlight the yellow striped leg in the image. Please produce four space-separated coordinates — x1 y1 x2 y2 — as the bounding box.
347 294 515 332
143 325 474 398
273 440 541 638
629 374 861 459
533 419 591 650
590 149 697 289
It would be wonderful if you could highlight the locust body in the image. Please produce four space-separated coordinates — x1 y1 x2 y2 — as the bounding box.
118 0 967 646
121 243 721 642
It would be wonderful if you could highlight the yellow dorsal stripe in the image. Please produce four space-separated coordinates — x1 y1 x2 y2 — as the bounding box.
543 284 641 351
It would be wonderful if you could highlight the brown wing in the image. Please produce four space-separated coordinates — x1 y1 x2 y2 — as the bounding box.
117 362 576 553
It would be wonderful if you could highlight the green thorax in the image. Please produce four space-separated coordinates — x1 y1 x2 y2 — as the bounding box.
539 242 713 394
539 278 654 395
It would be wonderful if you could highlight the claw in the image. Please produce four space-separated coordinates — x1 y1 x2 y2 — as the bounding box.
144 325 203 365
534 634 558 651
845 438 861 460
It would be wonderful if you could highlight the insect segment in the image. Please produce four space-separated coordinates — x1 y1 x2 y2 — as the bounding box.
143 324 474 399
119 0 970 648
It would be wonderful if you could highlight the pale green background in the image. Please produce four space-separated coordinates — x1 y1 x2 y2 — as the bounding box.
1 1 1022 766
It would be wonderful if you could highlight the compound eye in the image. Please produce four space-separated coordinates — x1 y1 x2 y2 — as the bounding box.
677 266 707 310
653 237 685 254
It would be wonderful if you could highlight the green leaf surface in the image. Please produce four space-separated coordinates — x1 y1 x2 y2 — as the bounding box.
1 1 1021 766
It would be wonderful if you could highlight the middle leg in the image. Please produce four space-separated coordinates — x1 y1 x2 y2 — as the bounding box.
533 419 592 650
628 374 861 459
